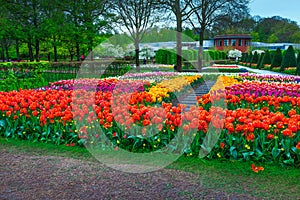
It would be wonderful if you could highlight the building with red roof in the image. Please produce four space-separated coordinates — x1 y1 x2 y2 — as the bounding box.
214 34 251 53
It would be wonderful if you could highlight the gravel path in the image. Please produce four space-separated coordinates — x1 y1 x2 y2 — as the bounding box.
0 148 260 200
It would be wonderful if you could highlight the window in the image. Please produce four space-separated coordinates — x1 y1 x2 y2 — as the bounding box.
224 39 229 46
231 39 236 46
218 40 222 46
245 40 249 46
239 39 243 46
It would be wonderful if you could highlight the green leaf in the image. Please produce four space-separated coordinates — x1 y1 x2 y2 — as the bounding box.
291 147 299 154
283 158 294 165
242 151 254 160
0 119 6 127
272 147 281 159
230 146 237 159
4 130 11 138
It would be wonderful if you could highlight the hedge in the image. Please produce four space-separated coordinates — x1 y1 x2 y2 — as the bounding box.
0 61 131 90
280 45 297 71
155 49 227 65
271 48 282 69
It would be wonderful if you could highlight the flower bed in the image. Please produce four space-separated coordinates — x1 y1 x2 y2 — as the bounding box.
39 78 150 93
201 65 245 73
196 76 300 165
0 73 299 166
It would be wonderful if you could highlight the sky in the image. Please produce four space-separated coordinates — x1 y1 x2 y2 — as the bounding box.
249 0 300 25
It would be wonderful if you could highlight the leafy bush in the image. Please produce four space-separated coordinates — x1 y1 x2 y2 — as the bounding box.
257 53 265 69
296 52 300 65
296 61 300 75
262 50 272 65
271 48 282 69
250 51 259 64
280 45 296 71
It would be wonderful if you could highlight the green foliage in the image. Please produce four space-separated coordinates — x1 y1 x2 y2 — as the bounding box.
240 53 247 62
296 61 300 75
280 46 297 71
0 62 49 91
262 50 272 65
155 49 225 65
208 51 216 60
297 52 300 65
254 16 300 43
246 53 252 64
251 51 258 64
0 61 131 90
271 48 282 69
155 49 176 65
257 53 265 69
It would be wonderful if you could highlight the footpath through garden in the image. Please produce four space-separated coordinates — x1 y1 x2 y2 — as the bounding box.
173 80 216 110
237 65 290 76
0 148 256 199
173 65 289 111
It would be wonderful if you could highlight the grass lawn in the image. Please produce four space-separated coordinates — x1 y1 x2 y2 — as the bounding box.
1 138 299 199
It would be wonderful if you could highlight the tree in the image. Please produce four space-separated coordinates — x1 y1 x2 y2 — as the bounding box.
186 0 250 71
254 16 300 42
4 0 46 62
41 0 65 62
280 45 297 71
112 0 158 72
296 60 300 75
257 53 264 69
157 0 193 72
251 51 258 64
62 0 110 61
262 50 272 66
271 48 282 69
267 34 279 43
296 51 300 65
246 52 252 65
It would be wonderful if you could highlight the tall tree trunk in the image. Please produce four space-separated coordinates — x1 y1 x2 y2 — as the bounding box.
69 48 74 61
76 41 80 61
53 36 57 62
135 40 140 72
1 41 5 62
88 39 93 61
16 39 20 61
4 39 9 62
198 27 205 72
35 38 40 62
54 45 57 62
176 9 182 72
28 39 34 62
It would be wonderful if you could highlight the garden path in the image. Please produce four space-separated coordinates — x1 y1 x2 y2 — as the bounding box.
173 80 216 111
237 65 290 76
0 149 256 199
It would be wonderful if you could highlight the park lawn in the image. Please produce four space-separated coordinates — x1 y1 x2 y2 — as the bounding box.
0 138 299 199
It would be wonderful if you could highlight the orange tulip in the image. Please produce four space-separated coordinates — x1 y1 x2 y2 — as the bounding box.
251 164 264 173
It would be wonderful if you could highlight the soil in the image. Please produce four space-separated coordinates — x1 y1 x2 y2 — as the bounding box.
0 148 257 200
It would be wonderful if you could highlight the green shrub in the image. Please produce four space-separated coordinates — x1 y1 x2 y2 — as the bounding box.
240 53 247 62
297 60 300 75
271 48 282 69
208 51 215 60
280 45 296 71
296 52 300 65
257 53 265 69
262 50 272 65
246 53 252 64
251 51 259 64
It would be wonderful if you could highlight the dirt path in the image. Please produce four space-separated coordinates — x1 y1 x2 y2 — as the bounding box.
0 148 256 200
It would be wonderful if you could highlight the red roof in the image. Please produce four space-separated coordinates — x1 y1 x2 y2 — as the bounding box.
214 34 251 39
